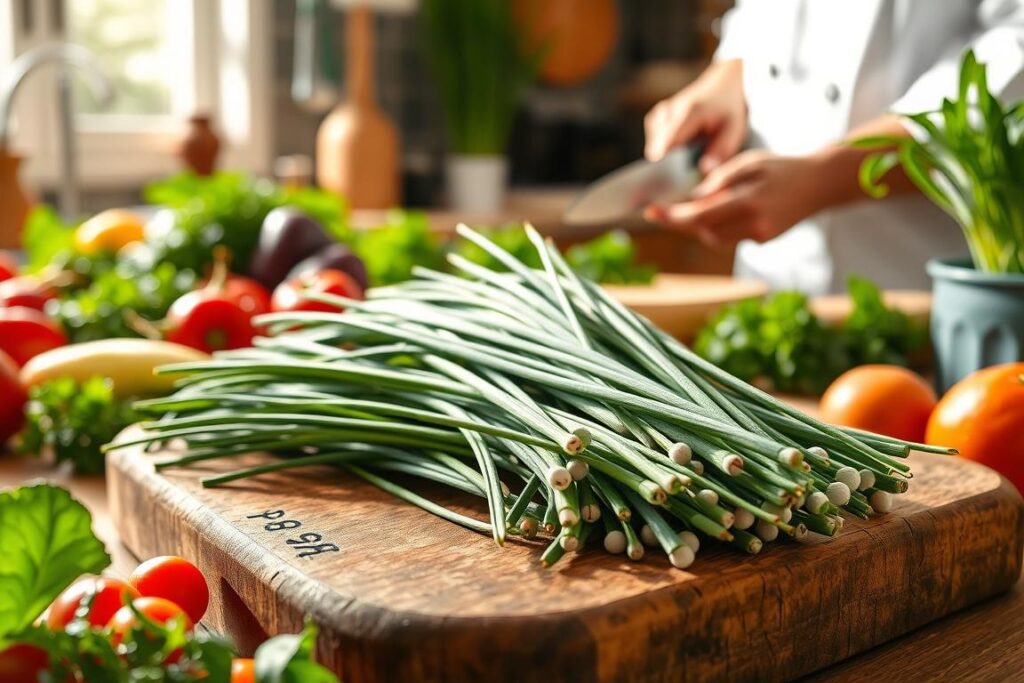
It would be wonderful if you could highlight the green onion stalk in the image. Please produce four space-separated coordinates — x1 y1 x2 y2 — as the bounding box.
108 225 950 569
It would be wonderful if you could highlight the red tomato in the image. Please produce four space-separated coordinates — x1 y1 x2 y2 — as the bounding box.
0 349 26 443
221 275 271 317
166 291 255 353
272 269 364 313
47 576 140 630
0 644 48 682
0 251 17 283
107 596 193 646
231 658 255 683
0 307 66 367
129 556 209 624
0 276 55 311
927 362 1024 492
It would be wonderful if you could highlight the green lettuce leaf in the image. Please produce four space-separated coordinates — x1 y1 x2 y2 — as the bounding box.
255 620 337 683
0 484 110 641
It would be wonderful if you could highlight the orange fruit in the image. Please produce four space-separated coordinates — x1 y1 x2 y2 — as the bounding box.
926 362 1024 491
820 364 936 442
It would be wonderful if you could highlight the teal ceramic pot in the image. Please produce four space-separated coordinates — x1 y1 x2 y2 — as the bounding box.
927 258 1024 392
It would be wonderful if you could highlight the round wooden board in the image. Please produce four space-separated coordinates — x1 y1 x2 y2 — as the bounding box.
603 274 767 340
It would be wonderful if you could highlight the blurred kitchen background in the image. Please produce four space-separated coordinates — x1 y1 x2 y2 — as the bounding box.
0 0 730 210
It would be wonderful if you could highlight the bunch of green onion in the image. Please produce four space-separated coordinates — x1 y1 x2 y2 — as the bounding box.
110 225 952 569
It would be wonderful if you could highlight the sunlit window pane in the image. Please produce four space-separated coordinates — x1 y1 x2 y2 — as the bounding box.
66 0 173 115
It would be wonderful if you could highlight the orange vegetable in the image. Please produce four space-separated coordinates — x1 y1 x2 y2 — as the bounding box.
926 362 1024 491
231 658 255 683
820 364 937 442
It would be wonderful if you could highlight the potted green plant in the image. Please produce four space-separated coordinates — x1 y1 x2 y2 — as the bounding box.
859 51 1024 391
420 0 538 213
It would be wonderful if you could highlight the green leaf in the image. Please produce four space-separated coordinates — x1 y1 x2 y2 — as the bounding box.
0 484 110 641
21 205 77 272
255 620 338 683
17 376 141 474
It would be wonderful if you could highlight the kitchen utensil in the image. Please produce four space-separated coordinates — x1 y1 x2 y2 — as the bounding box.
563 145 701 227
109 434 1023 683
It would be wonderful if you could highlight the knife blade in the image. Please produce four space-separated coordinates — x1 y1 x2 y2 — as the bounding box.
563 145 702 227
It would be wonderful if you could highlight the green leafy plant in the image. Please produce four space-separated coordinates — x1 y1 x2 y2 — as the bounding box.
16 376 140 474
859 50 1024 273
0 483 339 681
0 484 110 641
695 276 928 394
420 0 539 155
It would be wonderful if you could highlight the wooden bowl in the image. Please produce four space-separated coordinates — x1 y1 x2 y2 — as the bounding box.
810 290 932 327
604 274 767 341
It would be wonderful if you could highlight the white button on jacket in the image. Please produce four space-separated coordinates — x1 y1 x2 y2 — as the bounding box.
716 0 1024 293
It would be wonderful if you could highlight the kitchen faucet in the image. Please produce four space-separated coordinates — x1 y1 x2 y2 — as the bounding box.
0 43 114 220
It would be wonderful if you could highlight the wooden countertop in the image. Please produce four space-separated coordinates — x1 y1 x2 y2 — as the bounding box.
0 451 1018 682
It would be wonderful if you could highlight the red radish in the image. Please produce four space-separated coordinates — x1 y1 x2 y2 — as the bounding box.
271 269 364 313
0 307 67 366
0 251 17 283
0 349 26 443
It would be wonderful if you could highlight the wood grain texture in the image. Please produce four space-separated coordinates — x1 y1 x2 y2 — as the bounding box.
107 436 1024 683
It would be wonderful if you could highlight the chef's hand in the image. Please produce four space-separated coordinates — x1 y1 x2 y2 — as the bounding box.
643 150 827 248
644 59 746 173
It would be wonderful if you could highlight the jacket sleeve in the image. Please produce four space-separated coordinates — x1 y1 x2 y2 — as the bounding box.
713 1 750 62
892 0 1024 112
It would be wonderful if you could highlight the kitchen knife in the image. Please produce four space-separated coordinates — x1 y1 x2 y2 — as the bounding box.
563 145 702 227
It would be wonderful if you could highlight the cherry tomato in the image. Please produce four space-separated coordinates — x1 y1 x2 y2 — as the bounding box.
47 576 140 630
271 269 364 313
0 251 17 283
0 276 56 311
0 349 26 443
166 291 254 353
129 556 209 623
0 307 67 367
107 596 193 646
231 658 255 683
0 644 48 682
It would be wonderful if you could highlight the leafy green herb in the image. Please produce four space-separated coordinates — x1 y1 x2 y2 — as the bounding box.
142 172 350 275
0 484 110 642
255 619 336 683
21 205 77 272
695 276 928 394
16 376 140 474
455 225 655 285
52 262 195 343
565 230 656 285
858 50 1024 273
354 210 447 286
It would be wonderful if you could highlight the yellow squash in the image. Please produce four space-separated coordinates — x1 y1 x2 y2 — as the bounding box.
20 339 208 398
74 208 146 255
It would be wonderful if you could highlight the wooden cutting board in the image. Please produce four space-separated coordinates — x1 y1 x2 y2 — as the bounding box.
107 439 1024 683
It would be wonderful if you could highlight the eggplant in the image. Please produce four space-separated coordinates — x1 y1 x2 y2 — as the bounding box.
249 207 334 289
286 242 369 291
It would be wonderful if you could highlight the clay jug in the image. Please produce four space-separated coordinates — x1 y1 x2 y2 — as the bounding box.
179 114 220 176
316 6 400 209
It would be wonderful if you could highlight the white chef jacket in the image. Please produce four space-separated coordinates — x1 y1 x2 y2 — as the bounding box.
716 0 1024 294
